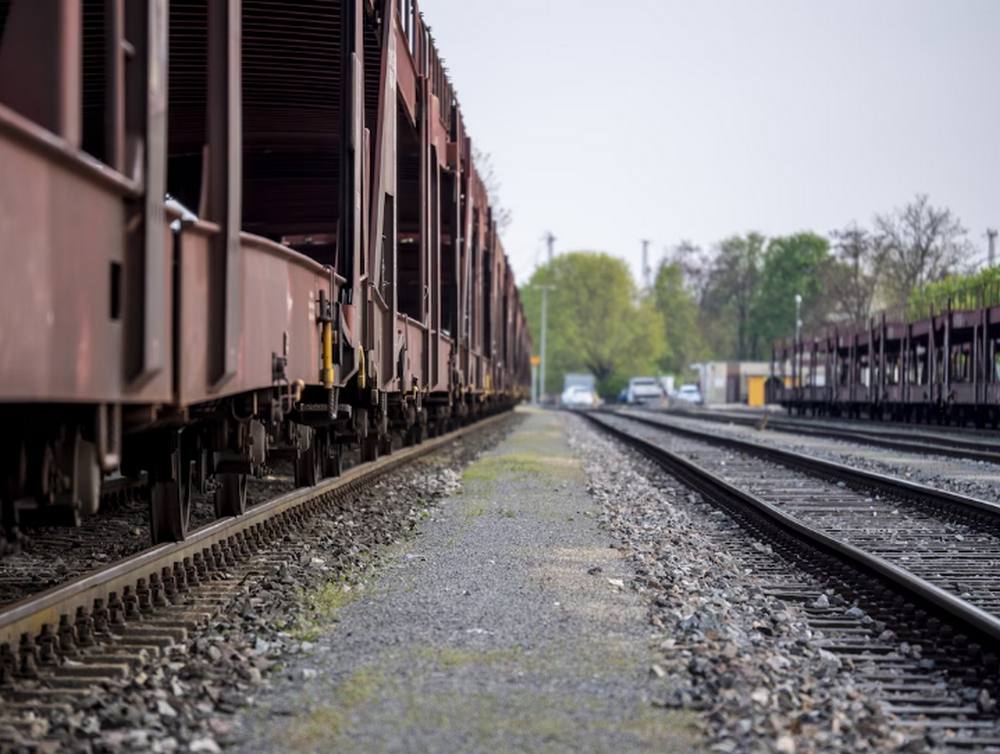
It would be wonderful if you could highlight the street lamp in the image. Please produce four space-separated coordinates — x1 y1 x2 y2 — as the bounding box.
794 294 803 388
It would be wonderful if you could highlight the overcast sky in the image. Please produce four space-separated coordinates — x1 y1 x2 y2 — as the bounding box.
418 0 1000 285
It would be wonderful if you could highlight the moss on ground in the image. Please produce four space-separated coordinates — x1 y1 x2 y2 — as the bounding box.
289 689 701 753
284 667 381 751
288 577 361 642
409 643 524 669
461 452 578 484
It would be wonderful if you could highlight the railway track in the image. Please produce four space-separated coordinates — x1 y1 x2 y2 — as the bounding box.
664 407 1000 464
585 410 1000 748
0 413 511 745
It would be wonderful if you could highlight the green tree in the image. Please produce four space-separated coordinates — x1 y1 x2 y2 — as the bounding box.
699 233 766 360
651 258 704 376
908 266 1000 318
522 252 665 397
750 232 831 352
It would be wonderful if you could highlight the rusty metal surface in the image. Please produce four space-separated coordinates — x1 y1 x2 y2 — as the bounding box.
0 0 531 423
207 0 243 382
0 119 172 404
0 0 82 144
400 316 426 389
175 226 336 405
124 0 169 387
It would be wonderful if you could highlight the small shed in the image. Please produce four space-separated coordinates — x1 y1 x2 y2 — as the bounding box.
699 361 771 405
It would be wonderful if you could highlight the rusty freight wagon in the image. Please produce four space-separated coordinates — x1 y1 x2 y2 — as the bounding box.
770 300 1000 426
0 0 530 545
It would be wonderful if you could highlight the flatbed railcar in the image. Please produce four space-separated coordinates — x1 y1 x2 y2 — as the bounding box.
769 302 1000 427
0 0 530 545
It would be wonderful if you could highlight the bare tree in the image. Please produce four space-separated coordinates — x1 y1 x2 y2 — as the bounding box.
472 146 512 236
665 240 711 297
874 194 971 306
825 224 883 325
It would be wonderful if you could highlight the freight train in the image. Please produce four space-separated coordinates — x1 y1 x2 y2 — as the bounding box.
769 302 1000 427
0 0 531 544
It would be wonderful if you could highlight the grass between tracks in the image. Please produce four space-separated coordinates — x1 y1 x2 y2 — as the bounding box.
284 641 701 753
287 565 369 642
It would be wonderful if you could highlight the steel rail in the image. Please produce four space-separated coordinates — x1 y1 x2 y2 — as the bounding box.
0 412 512 649
664 407 1000 464
616 410 1000 519
584 411 1000 644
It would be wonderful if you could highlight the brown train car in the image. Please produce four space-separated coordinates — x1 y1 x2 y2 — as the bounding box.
0 0 530 545
771 302 1000 427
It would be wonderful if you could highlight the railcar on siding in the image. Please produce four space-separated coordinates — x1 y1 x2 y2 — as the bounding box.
770 302 1000 426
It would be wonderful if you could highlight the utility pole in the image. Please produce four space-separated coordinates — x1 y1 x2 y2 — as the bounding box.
544 231 556 264
640 239 651 291
988 229 998 268
539 284 554 402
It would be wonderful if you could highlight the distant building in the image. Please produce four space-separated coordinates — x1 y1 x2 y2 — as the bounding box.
697 361 771 406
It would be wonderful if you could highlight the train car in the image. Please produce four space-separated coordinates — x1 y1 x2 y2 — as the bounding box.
0 0 529 546
770 301 1000 426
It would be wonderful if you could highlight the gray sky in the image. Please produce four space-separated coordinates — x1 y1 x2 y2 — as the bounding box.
419 0 1000 285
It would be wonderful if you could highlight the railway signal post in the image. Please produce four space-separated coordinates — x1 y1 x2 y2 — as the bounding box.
531 355 541 404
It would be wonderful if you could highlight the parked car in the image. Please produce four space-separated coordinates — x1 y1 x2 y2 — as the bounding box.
625 377 665 405
673 383 704 406
561 385 599 408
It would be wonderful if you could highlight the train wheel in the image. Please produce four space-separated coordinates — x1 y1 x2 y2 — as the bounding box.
294 448 318 488
192 447 210 494
361 434 380 463
324 449 343 478
215 473 247 517
1 499 21 554
313 444 324 481
150 449 192 544
75 437 101 516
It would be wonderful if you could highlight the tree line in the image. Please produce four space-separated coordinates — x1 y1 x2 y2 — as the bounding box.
523 194 980 397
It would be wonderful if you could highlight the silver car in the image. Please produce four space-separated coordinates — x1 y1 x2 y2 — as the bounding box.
561 385 598 408
673 384 703 405
625 377 664 405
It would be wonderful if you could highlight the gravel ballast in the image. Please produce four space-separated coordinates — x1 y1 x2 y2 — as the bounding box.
566 414 908 753
228 408 942 753
230 408 701 754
